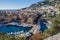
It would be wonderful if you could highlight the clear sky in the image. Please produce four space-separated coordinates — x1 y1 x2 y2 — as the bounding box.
0 0 44 10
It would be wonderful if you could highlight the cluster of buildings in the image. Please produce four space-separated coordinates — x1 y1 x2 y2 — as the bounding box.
0 2 60 24
0 0 60 29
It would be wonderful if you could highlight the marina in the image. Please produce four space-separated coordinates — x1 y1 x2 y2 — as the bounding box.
0 21 48 37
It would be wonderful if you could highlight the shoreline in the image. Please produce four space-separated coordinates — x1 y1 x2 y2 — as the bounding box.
5 22 41 37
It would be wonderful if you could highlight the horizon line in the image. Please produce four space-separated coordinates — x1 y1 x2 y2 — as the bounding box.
0 0 44 10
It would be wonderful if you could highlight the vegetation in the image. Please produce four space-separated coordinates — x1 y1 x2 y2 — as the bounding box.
0 32 27 40
17 36 27 40
0 0 60 40
43 14 60 38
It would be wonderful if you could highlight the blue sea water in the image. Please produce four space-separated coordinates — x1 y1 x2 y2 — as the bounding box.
0 25 32 33
38 20 48 32
0 20 48 33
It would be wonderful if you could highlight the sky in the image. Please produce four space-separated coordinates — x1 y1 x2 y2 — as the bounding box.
0 0 44 10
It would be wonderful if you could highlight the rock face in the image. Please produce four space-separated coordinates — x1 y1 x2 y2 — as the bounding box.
44 33 60 40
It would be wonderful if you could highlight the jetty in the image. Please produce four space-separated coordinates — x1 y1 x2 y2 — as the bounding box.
29 24 40 34
6 22 33 27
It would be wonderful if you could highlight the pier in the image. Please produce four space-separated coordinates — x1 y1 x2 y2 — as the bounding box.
29 24 40 34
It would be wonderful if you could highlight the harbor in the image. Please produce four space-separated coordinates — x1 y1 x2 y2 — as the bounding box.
5 22 41 37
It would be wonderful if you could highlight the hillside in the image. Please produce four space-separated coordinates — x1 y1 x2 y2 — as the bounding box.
0 0 60 40
0 0 60 24
0 0 60 25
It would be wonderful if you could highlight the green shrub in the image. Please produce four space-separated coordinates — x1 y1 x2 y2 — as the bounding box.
43 14 60 38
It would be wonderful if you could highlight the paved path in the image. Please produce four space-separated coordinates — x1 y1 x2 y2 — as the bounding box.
44 33 60 40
